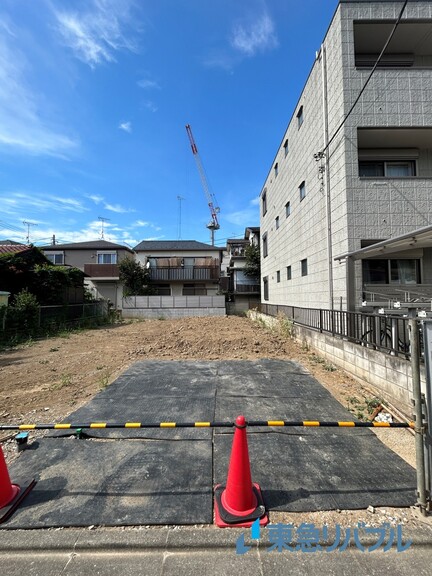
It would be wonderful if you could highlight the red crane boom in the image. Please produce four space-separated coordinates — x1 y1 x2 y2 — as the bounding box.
185 124 220 244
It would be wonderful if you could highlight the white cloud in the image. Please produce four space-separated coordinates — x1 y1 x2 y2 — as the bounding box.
1 192 88 216
250 196 260 206
0 20 78 157
224 197 260 228
119 121 132 133
137 78 160 90
54 0 139 68
133 220 150 227
104 202 135 214
141 100 158 113
230 13 278 56
87 194 104 204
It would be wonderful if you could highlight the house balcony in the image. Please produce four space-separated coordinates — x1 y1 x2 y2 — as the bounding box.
149 266 219 282
84 264 120 278
234 284 260 294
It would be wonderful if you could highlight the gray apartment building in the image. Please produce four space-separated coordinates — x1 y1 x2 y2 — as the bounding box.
260 0 432 312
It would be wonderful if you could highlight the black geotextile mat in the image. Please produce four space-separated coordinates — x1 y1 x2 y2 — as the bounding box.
214 396 356 434
214 431 417 511
3 359 418 527
48 396 215 440
4 438 212 528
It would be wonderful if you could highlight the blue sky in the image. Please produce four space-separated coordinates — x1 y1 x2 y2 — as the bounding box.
0 0 338 248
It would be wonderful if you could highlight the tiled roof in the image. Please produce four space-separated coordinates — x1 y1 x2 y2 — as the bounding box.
39 240 134 252
134 240 220 252
0 244 31 255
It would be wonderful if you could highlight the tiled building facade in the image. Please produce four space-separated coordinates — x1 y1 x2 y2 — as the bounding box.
260 0 432 311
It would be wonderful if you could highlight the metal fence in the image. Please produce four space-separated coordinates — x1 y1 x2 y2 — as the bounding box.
258 303 412 358
0 301 109 345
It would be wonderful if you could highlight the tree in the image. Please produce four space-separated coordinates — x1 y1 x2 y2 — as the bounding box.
243 243 260 279
119 258 153 296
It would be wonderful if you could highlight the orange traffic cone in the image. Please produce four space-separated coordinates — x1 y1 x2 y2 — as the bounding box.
0 445 19 510
214 415 269 528
0 444 35 524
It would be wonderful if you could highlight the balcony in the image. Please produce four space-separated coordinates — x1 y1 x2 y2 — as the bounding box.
149 266 219 282
234 284 260 294
84 264 120 278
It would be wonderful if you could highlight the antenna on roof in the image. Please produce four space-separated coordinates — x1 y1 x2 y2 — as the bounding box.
177 195 185 240
98 216 110 240
23 221 37 244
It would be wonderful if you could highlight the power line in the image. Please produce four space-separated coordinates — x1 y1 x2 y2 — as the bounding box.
318 0 409 156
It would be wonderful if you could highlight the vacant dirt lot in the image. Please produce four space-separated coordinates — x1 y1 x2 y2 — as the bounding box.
0 315 423 528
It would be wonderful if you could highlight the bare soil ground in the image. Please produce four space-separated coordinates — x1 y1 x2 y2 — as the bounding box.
0 316 426 529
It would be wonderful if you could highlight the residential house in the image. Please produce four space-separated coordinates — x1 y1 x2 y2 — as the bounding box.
0 243 85 304
260 0 432 312
40 240 134 306
221 227 261 314
133 240 222 296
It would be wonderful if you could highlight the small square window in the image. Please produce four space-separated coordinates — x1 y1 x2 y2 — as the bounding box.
287 265 292 280
275 216 279 230
262 233 268 258
45 252 64 265
301 258 308 277
285 201 291 217
274 162 279 178
297 106 304 128
97 252 117 264
299 181 306 201
277 270 281 283
283 139 289 158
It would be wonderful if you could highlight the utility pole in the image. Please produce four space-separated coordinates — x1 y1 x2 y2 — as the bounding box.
98 217 110 240
177 195 185 240
23 221 37 244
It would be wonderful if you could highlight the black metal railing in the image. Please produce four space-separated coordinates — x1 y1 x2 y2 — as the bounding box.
258 303 412 358
149 266 219 281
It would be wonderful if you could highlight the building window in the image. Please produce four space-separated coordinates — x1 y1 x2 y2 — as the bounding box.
285 201 291 218
97 252 117 264
263 276 269 301
283 139 289 158
287 265 292 280
359 160 416 178
262 189 267 216
275 216 279 230
183 284 207 296
262 233 268 258
297 106 304 128
276 270 281 283
153 284 171 295
45 252 64 265
362 259 420 284
299 181 306 201
274 162 279 178
301 258 308 277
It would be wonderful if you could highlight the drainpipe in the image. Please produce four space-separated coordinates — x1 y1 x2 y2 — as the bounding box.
321 44 334 311
409 318 428 514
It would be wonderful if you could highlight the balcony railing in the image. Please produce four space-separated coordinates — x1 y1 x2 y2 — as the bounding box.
84 264 119 278
235 284 260 294
149 266 219 282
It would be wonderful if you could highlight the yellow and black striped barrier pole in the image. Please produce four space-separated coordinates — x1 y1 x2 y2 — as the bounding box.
0 420 415 431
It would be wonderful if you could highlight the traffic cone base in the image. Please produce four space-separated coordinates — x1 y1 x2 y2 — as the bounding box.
0 445 36 524
214 483 269 528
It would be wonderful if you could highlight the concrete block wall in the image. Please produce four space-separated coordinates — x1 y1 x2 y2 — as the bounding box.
122 308 226 320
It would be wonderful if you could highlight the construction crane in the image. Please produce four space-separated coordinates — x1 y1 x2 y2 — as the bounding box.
185 124 220 245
